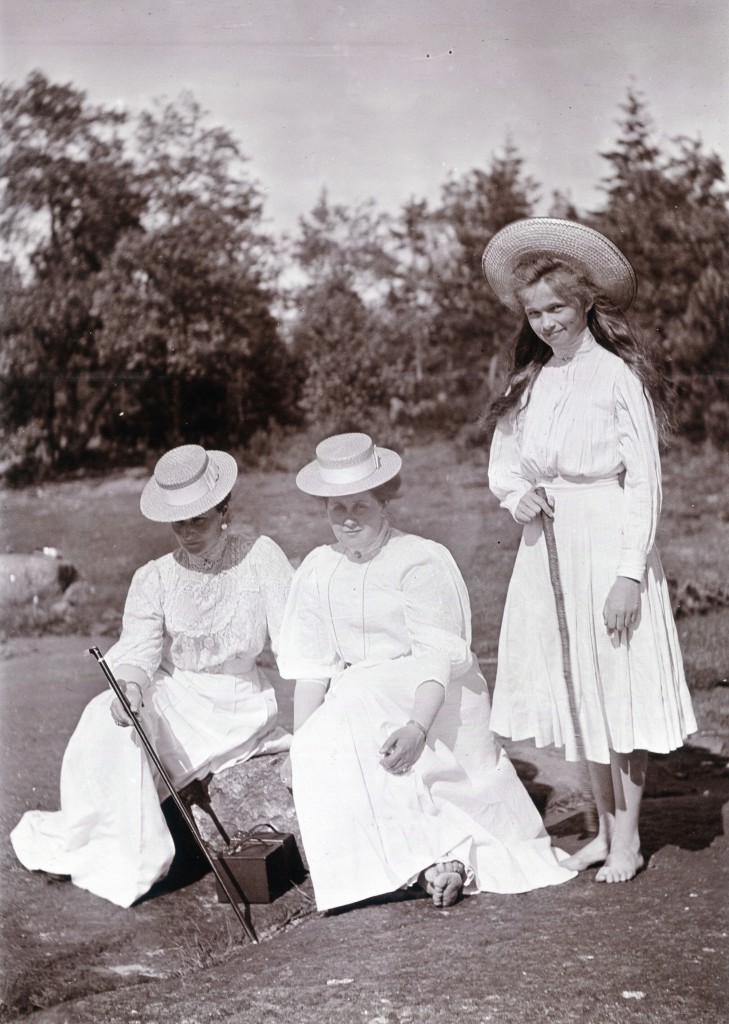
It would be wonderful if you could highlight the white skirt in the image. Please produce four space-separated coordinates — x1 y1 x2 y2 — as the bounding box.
491 477 697 763
10 664 290 907
291 657 575 911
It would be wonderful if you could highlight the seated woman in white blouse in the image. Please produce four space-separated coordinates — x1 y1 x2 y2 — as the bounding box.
277 432 575 913
11 445 293 907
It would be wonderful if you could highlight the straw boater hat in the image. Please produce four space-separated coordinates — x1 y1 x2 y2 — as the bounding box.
296 433 402 497
482 217 637 313
140 445 238 522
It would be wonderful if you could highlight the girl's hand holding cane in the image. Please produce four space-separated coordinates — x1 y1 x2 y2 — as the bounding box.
514 488 555 524
110 681 144 727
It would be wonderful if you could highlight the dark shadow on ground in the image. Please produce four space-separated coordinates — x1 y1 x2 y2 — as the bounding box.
545 744 729 861
508 757 554 816
324 886 429 917
138 798 210 903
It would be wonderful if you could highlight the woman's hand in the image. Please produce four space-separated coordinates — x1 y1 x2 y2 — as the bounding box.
514 489 554 524
379 723 426 775
603 577 641 636
110 681 144 727
279 754 293 790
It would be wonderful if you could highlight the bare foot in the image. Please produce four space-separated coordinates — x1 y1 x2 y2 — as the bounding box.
421 861 466 907
595 848 644 883
561 836 609 872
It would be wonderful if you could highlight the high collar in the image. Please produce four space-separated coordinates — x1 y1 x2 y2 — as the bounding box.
178 532 229 571
340 520 392 563
547 326 596 365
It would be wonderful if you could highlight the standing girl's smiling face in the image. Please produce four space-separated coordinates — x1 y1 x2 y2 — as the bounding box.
519 278 590 356
326 491 387 553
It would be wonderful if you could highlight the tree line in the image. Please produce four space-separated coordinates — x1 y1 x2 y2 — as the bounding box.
1 72 727 483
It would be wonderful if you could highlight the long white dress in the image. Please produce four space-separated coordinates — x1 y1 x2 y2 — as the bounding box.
488 329 696 763
11 533 293 907
277 531 575 912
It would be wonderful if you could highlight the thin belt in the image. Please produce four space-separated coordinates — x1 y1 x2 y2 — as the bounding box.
535 474 622 492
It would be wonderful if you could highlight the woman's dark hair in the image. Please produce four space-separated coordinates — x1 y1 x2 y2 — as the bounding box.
215 492 232 514
371 474 402 504
484 256 672 444
321 475 402 507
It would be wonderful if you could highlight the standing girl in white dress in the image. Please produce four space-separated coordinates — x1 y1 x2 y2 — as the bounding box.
483 218 697 883
277 432 575 912
11 445 293 907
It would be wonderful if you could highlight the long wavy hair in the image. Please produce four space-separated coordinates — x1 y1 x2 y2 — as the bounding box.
484 256 672 444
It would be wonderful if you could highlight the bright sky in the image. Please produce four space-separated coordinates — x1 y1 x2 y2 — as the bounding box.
1 0 727 235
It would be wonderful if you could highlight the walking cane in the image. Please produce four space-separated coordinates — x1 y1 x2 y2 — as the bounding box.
534 489 597 835
86 646 258 943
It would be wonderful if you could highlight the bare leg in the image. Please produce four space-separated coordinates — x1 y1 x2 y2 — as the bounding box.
419 861 466 907
561 760 613 871
595 750 646 883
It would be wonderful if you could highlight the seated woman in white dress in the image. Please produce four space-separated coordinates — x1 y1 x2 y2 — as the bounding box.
11 445 293 908
277 432 575 912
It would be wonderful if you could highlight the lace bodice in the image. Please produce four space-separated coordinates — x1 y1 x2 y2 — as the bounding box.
106 533 293 679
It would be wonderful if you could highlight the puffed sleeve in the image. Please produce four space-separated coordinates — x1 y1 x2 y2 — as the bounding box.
277 550 341 680
614 363 662 581
488 407 533 519
401 540 475 688
104 560 164 681
249 535 294 658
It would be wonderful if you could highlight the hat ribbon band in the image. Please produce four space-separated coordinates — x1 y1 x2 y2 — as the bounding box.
159 460 220 506
318 447 381 484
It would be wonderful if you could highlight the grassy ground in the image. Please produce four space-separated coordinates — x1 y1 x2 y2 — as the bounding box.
2 439 728 685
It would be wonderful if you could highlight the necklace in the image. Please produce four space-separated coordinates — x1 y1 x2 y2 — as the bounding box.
175 534 229 649
344 520 391 562
326 528 391 664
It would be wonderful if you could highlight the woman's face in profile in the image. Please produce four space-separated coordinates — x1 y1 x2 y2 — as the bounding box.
170 508 224 557
326 491 386 553
519 278 589 354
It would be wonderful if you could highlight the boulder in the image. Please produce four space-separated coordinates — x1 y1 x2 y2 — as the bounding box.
185 752 316 938
0 553 77 607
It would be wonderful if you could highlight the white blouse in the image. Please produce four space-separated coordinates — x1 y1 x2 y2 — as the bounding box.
277 532 476 688
106 533 293 680
488 331 662 582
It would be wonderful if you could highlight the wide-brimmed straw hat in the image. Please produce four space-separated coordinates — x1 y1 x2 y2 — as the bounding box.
140 445 238 522
482 217 637 312
296 433 402 497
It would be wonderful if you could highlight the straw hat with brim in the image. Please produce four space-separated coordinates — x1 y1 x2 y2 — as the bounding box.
296 433 402 497
482 218 637 313
140 445 238 522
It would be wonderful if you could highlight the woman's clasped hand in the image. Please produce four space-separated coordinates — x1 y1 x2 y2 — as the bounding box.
109 681 144 727
379 721 427 774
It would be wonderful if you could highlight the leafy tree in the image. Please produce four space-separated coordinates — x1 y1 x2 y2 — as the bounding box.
0 72 145 476
95 95 297 449
422 141 539 414
593 89 729 442
286 193 398 434
1 75 298 480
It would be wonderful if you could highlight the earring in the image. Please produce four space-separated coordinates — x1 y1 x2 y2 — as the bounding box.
221 522 228 531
